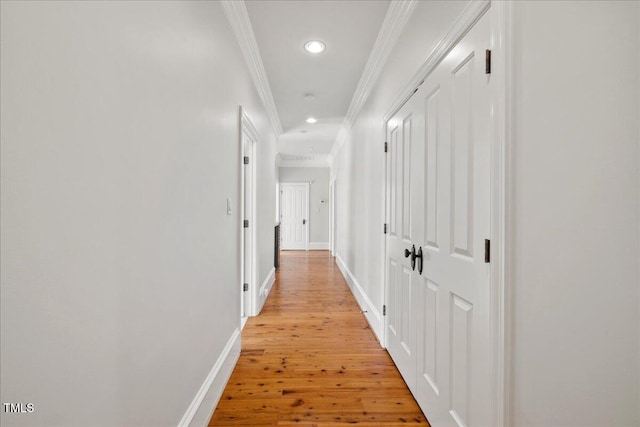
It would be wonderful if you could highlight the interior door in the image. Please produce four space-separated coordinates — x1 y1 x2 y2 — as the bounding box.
385 12 492 427
385 89 425 394
280 183 308 250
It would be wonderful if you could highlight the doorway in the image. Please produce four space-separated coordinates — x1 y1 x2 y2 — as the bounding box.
279 182 309 250
240 107 258 323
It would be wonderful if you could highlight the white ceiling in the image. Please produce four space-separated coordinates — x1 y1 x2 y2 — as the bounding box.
245 0 390 159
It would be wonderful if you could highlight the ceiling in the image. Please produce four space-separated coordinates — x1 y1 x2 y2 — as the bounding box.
245 0 390 162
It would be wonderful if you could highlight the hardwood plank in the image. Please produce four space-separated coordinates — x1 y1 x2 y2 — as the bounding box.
209 251 428 426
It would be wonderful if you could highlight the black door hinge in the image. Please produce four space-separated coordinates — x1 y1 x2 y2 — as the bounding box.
384 142 388 153
485 49 491 74
243 283 248 292
384 223 387 234
484 239 490 263
244 156 249 165
243 219 249 228
383 305 386 316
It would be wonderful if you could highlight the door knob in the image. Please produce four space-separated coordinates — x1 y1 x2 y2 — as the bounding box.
303 219 306 225
405 245 417 271
415 246 423 275
404 245 423 274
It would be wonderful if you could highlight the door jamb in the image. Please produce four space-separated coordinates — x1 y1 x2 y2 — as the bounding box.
379 1 510 426
239 106 259 319
330 178 337 256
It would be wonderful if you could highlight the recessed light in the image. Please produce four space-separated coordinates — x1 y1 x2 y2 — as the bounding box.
306 117 317 124
304 40 326 54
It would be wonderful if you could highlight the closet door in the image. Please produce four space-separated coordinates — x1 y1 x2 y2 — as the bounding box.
385 11 493 427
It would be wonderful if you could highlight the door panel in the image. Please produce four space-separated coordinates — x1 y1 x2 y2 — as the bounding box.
425 87 440 251
451 53 475 259
385 11 492 427
386 85 425 395
421 279 439 395
402 115 412 241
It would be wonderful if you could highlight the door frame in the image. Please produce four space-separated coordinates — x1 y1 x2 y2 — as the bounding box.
329 178 336 256
279 181 310 251
239 106 259 321
380 1 511 426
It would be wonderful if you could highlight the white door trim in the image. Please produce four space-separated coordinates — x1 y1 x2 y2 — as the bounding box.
380 1 509 426
490 2 514 425
330 178 336 256
239 106 259 319
279 182 310 251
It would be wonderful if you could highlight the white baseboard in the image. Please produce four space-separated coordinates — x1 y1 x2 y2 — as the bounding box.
308 242 330 250
177 328 241 427
335 255 384 345
256 267 276 314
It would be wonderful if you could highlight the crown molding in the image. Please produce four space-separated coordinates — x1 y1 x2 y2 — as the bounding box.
277 155 332 168
221 0 283 135
330 0 418 160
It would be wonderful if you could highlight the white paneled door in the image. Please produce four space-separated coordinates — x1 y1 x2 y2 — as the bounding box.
280 183 309 250
385 12 492 427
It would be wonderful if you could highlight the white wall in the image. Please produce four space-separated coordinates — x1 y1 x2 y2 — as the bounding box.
279 167 330 245
332 0 468 344
510 2 639 426
0 2 277 426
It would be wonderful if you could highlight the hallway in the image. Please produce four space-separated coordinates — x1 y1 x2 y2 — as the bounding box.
209 251 428 426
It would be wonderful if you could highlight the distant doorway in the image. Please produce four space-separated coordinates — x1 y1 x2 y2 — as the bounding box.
279 182 309 250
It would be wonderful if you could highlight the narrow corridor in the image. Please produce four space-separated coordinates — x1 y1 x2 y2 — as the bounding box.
209 251 428 426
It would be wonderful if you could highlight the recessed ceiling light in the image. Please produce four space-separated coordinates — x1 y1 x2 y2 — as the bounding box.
304 40 326 54
306 117 317 124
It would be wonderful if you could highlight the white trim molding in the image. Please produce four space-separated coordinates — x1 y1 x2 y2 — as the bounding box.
330 0 418 160
335 255 383 345
256 267 276 314
277 155 332 168
490 2 513 426
259 267 276 298
308 242 330 250
222 1 283 135
177 328 241 427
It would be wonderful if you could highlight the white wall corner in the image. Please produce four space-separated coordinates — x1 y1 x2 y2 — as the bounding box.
221 0 283 136
256 267 276 314
335 255 384 345
308 242 330 250
177 328 241 427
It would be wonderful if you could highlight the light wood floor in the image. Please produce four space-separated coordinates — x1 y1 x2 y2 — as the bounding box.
209 250 428 427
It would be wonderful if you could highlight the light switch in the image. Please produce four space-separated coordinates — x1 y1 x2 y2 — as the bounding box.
227 197 232 215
